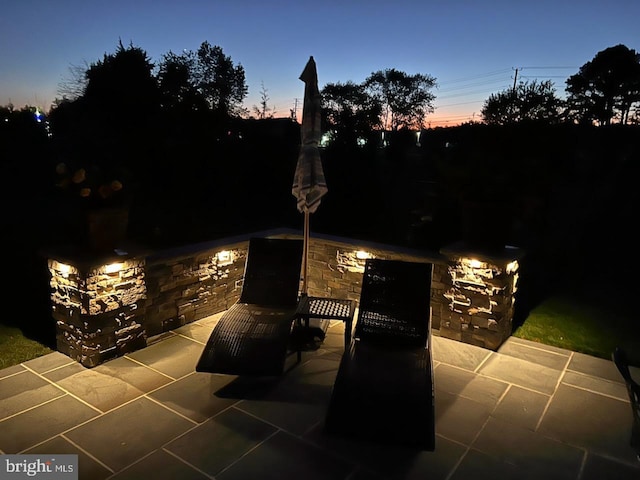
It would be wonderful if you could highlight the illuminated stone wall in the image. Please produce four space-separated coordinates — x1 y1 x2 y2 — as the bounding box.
49 257 147 367
48 231 522 367
143 242 248 336
304 236 447 330
438 243 523 350
49 241 251 367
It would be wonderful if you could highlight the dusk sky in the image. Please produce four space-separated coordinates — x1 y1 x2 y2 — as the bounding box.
2 0 638 126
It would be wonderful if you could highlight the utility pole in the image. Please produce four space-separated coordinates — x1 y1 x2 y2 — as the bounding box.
509 68 519 121
291 98 300 121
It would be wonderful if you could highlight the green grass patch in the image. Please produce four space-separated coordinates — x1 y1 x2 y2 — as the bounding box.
1 293 638 370
0 324 54 370
513 294 639 366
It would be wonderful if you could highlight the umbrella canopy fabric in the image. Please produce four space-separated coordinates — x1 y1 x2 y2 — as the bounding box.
292 56 327 214
292 56 327 294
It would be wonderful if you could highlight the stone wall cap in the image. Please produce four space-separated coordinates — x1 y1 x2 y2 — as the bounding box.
41 241 149 270
145 227 299 264
440 241 525 264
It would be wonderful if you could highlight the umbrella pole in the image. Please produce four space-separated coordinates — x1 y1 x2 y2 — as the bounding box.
302 210 310 295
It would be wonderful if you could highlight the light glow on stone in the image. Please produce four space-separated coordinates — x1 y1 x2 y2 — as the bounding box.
216 250 233 265
105 262 123 274
468 258 483 269
57 262 71 278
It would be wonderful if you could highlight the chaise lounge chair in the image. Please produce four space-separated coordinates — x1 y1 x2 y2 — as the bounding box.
324 258 435 450
612 347 640 460
196 237 304 376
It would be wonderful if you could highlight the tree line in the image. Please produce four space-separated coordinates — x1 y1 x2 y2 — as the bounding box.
1 40 638 346
481 45 640 126
1 40 638 251
3 41 638 147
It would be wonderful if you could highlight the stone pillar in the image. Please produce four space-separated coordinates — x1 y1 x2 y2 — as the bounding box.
439 242 523 350
48 254 147 367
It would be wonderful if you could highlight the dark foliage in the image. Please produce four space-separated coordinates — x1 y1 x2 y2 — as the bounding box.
4 39 640 345
566 44 640 125
482 80 564 125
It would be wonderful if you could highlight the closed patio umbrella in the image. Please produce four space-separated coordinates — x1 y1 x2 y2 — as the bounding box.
292 56 327 295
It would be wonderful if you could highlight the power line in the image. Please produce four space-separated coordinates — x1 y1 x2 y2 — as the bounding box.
520 75 569 79
431 69 514 109
271 66 585 123
437 85 511 100
520 66 579 69
435 99 486 108
436 68 512 85
430 113 477 120
436 77 510 93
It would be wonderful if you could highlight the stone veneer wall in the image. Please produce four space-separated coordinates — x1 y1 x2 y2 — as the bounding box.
49 257 147 367
303 236 447 331
141 232 447 339
438 243 523 350
143 239 249 337
48 230 521 367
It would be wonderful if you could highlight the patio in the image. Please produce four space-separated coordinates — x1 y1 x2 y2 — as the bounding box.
1 312 638 480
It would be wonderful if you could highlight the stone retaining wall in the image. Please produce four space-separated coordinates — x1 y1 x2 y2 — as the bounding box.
143 241 248 337
49 257 147 367
303 236 447 331
48 230 521 367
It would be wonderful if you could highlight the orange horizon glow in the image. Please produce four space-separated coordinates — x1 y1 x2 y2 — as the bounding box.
294 117 477 130
280 109 480 129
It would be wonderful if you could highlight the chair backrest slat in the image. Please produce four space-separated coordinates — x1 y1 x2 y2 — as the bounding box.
239 238 303 307
355 258 433 347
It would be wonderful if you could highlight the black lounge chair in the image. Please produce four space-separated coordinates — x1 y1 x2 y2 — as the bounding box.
612 347 640 460
324 258 435 450
196 237 304 376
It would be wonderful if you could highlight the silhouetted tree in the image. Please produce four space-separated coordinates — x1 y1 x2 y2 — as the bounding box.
565 44 640 125
252 81 276 119
48 41 161 212
481 80 564 125
364 69 436 131
155 42 248 119
56 61 89 101
84 40 159 114
321 81 382 146
195 41 248 117
156 50 207 111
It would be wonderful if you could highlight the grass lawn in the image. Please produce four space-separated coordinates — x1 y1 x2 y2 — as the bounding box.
513 293 639 366
0 324 54 370
1 293 638 370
